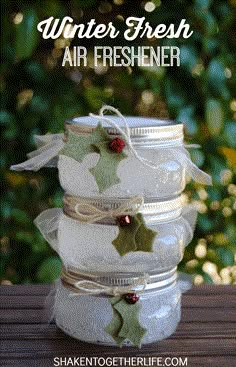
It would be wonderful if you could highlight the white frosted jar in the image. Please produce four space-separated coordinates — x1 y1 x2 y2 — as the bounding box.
59 116 187 199
36 197 196 274
58 197 196 273
11 114 211 195
54 268 190 346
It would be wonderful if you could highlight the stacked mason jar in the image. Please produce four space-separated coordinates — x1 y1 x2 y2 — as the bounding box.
11 108 211 347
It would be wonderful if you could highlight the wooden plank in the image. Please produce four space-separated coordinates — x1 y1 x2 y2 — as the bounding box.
0 309 50 324
0 284 235 367
0 284 235 296
185 285 235 295
182 294 236 308
181 308 236 322
188 356 236 367
1 356 236 367
0 295 47 309
0 284 52 296
0 338 235 357
1 306 235 324
1 324 63 340
1 322 236 340
1 294 235 309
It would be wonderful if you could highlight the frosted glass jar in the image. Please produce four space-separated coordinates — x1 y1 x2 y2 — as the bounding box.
54 268 190 346
35 197 197 274
59 116 187 199
11 115 211 196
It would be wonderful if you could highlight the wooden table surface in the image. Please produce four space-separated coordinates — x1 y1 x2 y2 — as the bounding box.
0 285 235 367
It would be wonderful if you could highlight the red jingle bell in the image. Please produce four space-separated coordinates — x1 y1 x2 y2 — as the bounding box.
124 293 139 304
109 138 125 153
117 215 131 226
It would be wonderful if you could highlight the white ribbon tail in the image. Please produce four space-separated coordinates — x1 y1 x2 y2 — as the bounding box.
182 204 198 245
177 272 193 293
10 134 64 171
34 208 62 253
184 143 201 149
33 134 63 148
186 158 212 185
42 281 59 326
174 148 212 185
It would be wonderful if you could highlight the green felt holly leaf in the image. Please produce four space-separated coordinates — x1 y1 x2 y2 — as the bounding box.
90 141 127 193
60 123 128 192
105 297 126 346
115 299 147 348
112 215 141 256
135 213 156 252
60 123 110 162
105 297 147 348
112 214 157 256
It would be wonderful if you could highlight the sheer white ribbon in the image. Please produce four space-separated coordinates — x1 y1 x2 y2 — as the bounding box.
177 272 193 293
10 105 212 184
182 203 198 245
10 134 64 171
34 208 62 253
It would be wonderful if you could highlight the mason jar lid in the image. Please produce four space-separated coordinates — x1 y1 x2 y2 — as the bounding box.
77 196 182 214
65 116 184 146
61 266 177 294
63 195 183 223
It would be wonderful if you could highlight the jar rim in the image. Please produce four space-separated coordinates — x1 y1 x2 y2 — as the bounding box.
64 195 183 216
62 266 177 293
65 116 184 145
66 116 182 128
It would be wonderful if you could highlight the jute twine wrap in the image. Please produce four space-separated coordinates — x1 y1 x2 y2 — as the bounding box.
61 267 149 297
63 194 144 224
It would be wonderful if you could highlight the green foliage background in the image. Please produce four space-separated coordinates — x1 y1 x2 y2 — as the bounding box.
1 0 235 284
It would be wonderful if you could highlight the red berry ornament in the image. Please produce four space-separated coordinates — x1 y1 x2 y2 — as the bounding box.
117 215 131 226
109 138 125 153
124 293 139 304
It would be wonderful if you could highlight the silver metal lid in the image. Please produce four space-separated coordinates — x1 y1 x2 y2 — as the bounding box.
65 116 183 146
63 266 177 293
63 195 183 224
68 196 182 215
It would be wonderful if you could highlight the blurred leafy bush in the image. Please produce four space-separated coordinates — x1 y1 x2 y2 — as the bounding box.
0 0 235 284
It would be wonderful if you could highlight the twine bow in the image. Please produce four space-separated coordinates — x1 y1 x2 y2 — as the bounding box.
63 194 144 223
89 105 212 184
90 105 162 169
66 274 149 297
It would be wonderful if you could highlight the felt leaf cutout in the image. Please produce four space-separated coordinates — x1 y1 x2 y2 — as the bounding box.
112 215 141 256
60 123 110 162
115 299 147 348
112 214 157 256
135 213 157 253
60 122 129 192
105 297 147 348
105 297 126 347
90 141 127 193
